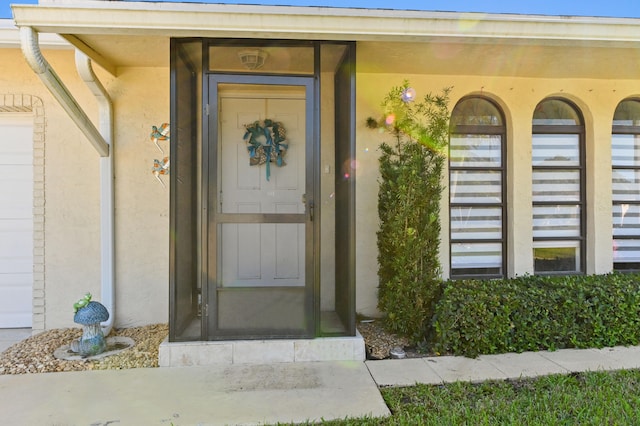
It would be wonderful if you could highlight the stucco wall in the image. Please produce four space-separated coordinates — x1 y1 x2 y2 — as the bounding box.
1 46 170 330
110 66 170 328
355 71 640 317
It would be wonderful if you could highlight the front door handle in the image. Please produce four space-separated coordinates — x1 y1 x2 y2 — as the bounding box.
302 193 313 221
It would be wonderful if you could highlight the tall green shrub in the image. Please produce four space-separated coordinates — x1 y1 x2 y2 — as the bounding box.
369 82 451 343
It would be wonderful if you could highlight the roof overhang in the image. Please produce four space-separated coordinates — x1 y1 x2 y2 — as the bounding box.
10 2 640 76
11 2 640 43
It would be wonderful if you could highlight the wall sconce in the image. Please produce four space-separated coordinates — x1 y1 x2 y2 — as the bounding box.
238 49 268 70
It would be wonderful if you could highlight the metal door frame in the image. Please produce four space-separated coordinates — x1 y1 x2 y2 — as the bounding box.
204 74 317 339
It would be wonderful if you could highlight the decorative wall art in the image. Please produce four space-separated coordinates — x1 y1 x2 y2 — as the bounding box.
150 123 170 187
243 119 287 181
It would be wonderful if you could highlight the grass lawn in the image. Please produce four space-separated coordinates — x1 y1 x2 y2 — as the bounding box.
319 369 640 425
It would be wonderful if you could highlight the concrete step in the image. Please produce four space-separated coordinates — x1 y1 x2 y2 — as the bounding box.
159 333 365 366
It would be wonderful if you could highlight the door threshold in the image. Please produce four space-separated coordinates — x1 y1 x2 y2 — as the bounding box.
158 332 365 366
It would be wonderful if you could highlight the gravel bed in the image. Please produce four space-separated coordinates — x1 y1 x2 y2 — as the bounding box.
357 320 411 359
0 324 167 375
1 320 413 374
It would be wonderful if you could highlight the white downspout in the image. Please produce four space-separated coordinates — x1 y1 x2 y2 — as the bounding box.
75 51 115 336
19 27 109 157
19 27 115 335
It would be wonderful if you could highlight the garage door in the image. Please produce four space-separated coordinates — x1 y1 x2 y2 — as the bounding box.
0 113 33 328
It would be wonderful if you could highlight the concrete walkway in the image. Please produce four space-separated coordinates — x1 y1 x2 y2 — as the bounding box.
2 328 640 425
0 361 389 425
366 345 640 387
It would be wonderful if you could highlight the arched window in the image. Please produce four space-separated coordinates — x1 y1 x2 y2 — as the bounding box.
532 98 585 274
612 99 640 271
449 97 506 278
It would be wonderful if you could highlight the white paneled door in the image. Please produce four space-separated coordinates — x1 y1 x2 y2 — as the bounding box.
219 94 306 288
0 114 33 327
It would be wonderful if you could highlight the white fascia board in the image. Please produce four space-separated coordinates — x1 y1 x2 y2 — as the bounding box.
0 18 69 48
10 2 640 46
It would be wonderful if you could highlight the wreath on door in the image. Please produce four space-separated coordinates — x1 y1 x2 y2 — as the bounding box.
243 119 287 181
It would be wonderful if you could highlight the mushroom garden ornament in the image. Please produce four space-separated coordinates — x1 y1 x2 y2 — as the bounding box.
70 293 110 357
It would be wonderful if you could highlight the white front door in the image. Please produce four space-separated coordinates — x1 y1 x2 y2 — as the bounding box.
0 114 33 328
219 95 306 287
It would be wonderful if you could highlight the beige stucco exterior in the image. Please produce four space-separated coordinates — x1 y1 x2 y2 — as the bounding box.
1 43 171 330
355 73 639 315
353 33 639 314
3 2 640 329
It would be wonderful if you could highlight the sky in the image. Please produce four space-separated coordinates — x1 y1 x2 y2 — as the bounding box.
3 0 640 19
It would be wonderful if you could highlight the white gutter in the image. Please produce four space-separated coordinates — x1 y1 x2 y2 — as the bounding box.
75 50 115 336
20 26 115 335
19 27 109 156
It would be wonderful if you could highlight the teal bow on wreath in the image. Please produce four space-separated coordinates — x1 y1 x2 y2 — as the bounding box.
243 119 288 181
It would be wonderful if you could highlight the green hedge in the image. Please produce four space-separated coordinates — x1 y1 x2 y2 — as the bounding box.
431 273 640 358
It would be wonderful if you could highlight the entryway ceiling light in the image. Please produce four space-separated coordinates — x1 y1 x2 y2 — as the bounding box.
238 49 268 70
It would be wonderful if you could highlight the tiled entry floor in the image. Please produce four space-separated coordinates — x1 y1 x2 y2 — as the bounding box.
159 333 366 366
0 328 31 353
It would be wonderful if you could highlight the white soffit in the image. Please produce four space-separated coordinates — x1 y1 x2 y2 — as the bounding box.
11 2 640 45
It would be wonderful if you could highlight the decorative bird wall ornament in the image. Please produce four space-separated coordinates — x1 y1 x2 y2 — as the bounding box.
150 123 170 154
150 123 170 187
